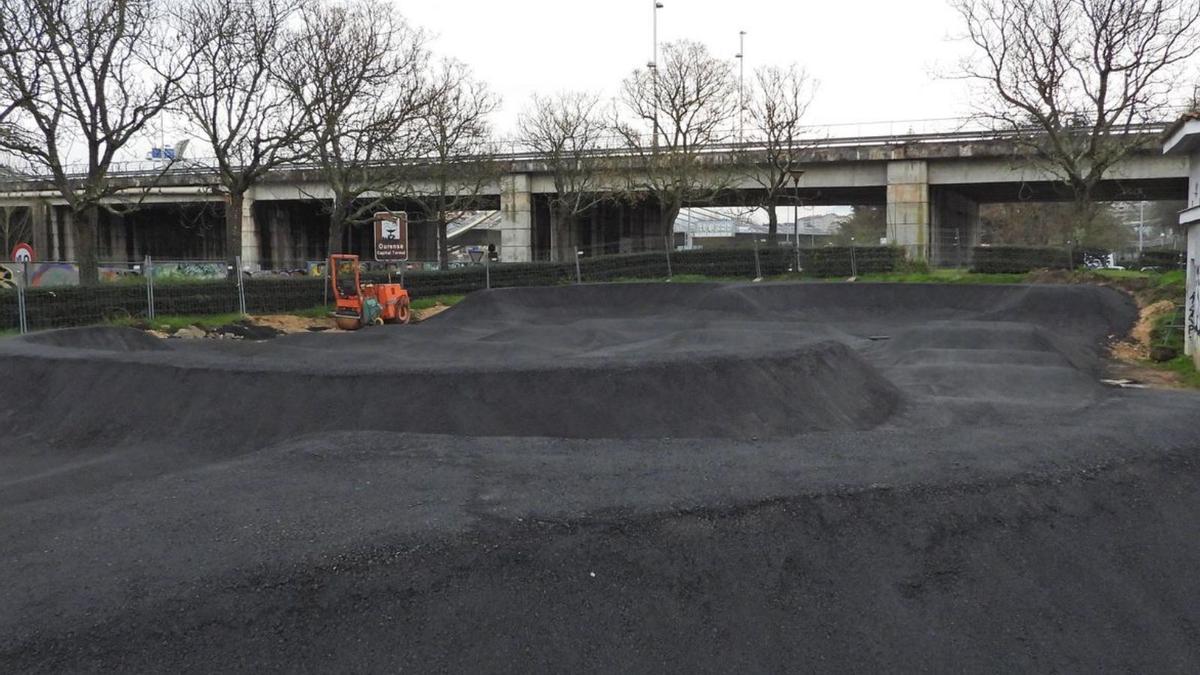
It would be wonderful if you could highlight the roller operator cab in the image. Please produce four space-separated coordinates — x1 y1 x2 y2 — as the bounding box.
329 254 412 331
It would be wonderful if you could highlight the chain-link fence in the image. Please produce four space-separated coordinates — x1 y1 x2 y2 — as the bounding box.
5 241 1178 334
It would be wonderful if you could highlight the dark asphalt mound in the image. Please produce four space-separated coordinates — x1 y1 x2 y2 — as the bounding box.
3 281 1197 672
17 325 169 352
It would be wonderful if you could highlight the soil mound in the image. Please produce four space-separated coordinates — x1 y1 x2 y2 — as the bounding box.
3 282 1195 672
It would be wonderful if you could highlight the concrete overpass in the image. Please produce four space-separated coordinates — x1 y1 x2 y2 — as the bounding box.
0 123 1188 267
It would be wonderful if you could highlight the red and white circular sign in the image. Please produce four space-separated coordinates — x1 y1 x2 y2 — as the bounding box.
10 243 35 263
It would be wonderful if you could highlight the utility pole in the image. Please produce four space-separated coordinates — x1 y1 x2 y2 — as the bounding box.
735 31 746 143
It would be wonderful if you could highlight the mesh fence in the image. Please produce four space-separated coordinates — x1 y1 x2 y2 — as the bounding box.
5 242 1178 334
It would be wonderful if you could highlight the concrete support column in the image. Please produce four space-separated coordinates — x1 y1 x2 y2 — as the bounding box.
61 208 76 261
266 203 294 270
239 191 261 271
931 188 981 268
30 201 49 258
499 174 532 263
886 160 930 261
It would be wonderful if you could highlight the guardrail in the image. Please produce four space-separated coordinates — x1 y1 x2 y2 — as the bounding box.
0 116 1175 186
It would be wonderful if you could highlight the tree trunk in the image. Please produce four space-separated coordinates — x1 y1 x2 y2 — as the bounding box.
766 206 779 246
660 202 681 249
76 205 100 286
326 196 347 257
225 191 247 278
437 211 449 270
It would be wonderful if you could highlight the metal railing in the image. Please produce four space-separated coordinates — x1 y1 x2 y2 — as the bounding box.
1 114 1180 187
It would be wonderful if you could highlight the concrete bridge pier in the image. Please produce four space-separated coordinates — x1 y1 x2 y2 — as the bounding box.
500 174 533 263
886 161 930 261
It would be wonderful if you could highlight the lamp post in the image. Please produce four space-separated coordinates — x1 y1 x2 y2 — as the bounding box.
735 30 746 143
650 1 664 149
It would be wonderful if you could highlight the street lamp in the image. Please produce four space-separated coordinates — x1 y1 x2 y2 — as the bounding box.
650 1 664 149
735 30 746 143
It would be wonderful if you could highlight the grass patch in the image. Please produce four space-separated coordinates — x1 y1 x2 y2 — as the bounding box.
1143 300 1200 389
288 305 335 319
1156 354 1200 388
110 312 246 333
857 268 1028 284
411 294 465 311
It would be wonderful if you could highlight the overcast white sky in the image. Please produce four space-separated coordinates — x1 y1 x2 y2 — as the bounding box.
398 0 977 133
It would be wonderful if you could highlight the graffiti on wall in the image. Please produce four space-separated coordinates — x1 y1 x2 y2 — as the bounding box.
151 262 224 281
1190 259 1200 340
0 262 139 288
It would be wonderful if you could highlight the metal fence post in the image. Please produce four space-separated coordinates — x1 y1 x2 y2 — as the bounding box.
575 250 582 284
15 267 28 334
753 236 763 281
850 238 859 278
235 255 247 315
323 262 330 308
144 255 155 321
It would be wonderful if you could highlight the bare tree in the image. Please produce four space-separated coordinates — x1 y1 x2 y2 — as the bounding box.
518 91 610 260
741 64 817 245
279 0 430 256
0 0 193 283
955 0 1200 242
176 0 309 273
409 59 500 269
615 40 738 244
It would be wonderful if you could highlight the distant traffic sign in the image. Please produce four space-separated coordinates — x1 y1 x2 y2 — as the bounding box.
373 212 409 262
10 243 34 263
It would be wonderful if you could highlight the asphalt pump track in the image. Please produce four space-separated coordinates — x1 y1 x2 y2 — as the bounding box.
2 282 1199 671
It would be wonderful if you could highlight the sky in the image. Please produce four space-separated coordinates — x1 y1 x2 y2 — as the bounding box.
397 0 978 134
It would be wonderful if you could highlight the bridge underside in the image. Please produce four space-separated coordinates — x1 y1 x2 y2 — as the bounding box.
0 166 1187 269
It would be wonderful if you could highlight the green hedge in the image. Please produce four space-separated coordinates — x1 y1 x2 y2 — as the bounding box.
1134 249 1185 270
1 246 902 331
971 246 1110 274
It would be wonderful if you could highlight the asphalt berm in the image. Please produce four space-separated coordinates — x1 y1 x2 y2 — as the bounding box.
2 282 1199 672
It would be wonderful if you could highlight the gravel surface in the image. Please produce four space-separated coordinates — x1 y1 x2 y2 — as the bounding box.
2 282 1199 672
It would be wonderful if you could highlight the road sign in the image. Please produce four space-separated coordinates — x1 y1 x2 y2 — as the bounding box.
11 243 34 263
373 212 408 262
468 247 484 264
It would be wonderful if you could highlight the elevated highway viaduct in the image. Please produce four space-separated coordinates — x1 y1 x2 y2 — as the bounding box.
0 130 1187 268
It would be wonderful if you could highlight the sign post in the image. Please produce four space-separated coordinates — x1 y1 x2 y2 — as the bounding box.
374 212 409 263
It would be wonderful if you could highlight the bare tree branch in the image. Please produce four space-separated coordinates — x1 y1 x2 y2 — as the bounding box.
408 58 500 269
0 0 195 283
278 0 431 256
741 64 818 245
614 40 738 241
954 0 1200 243
176 0 309 272
517 91 611 260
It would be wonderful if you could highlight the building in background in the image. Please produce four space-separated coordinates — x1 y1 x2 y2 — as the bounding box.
1163 112 1200 366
